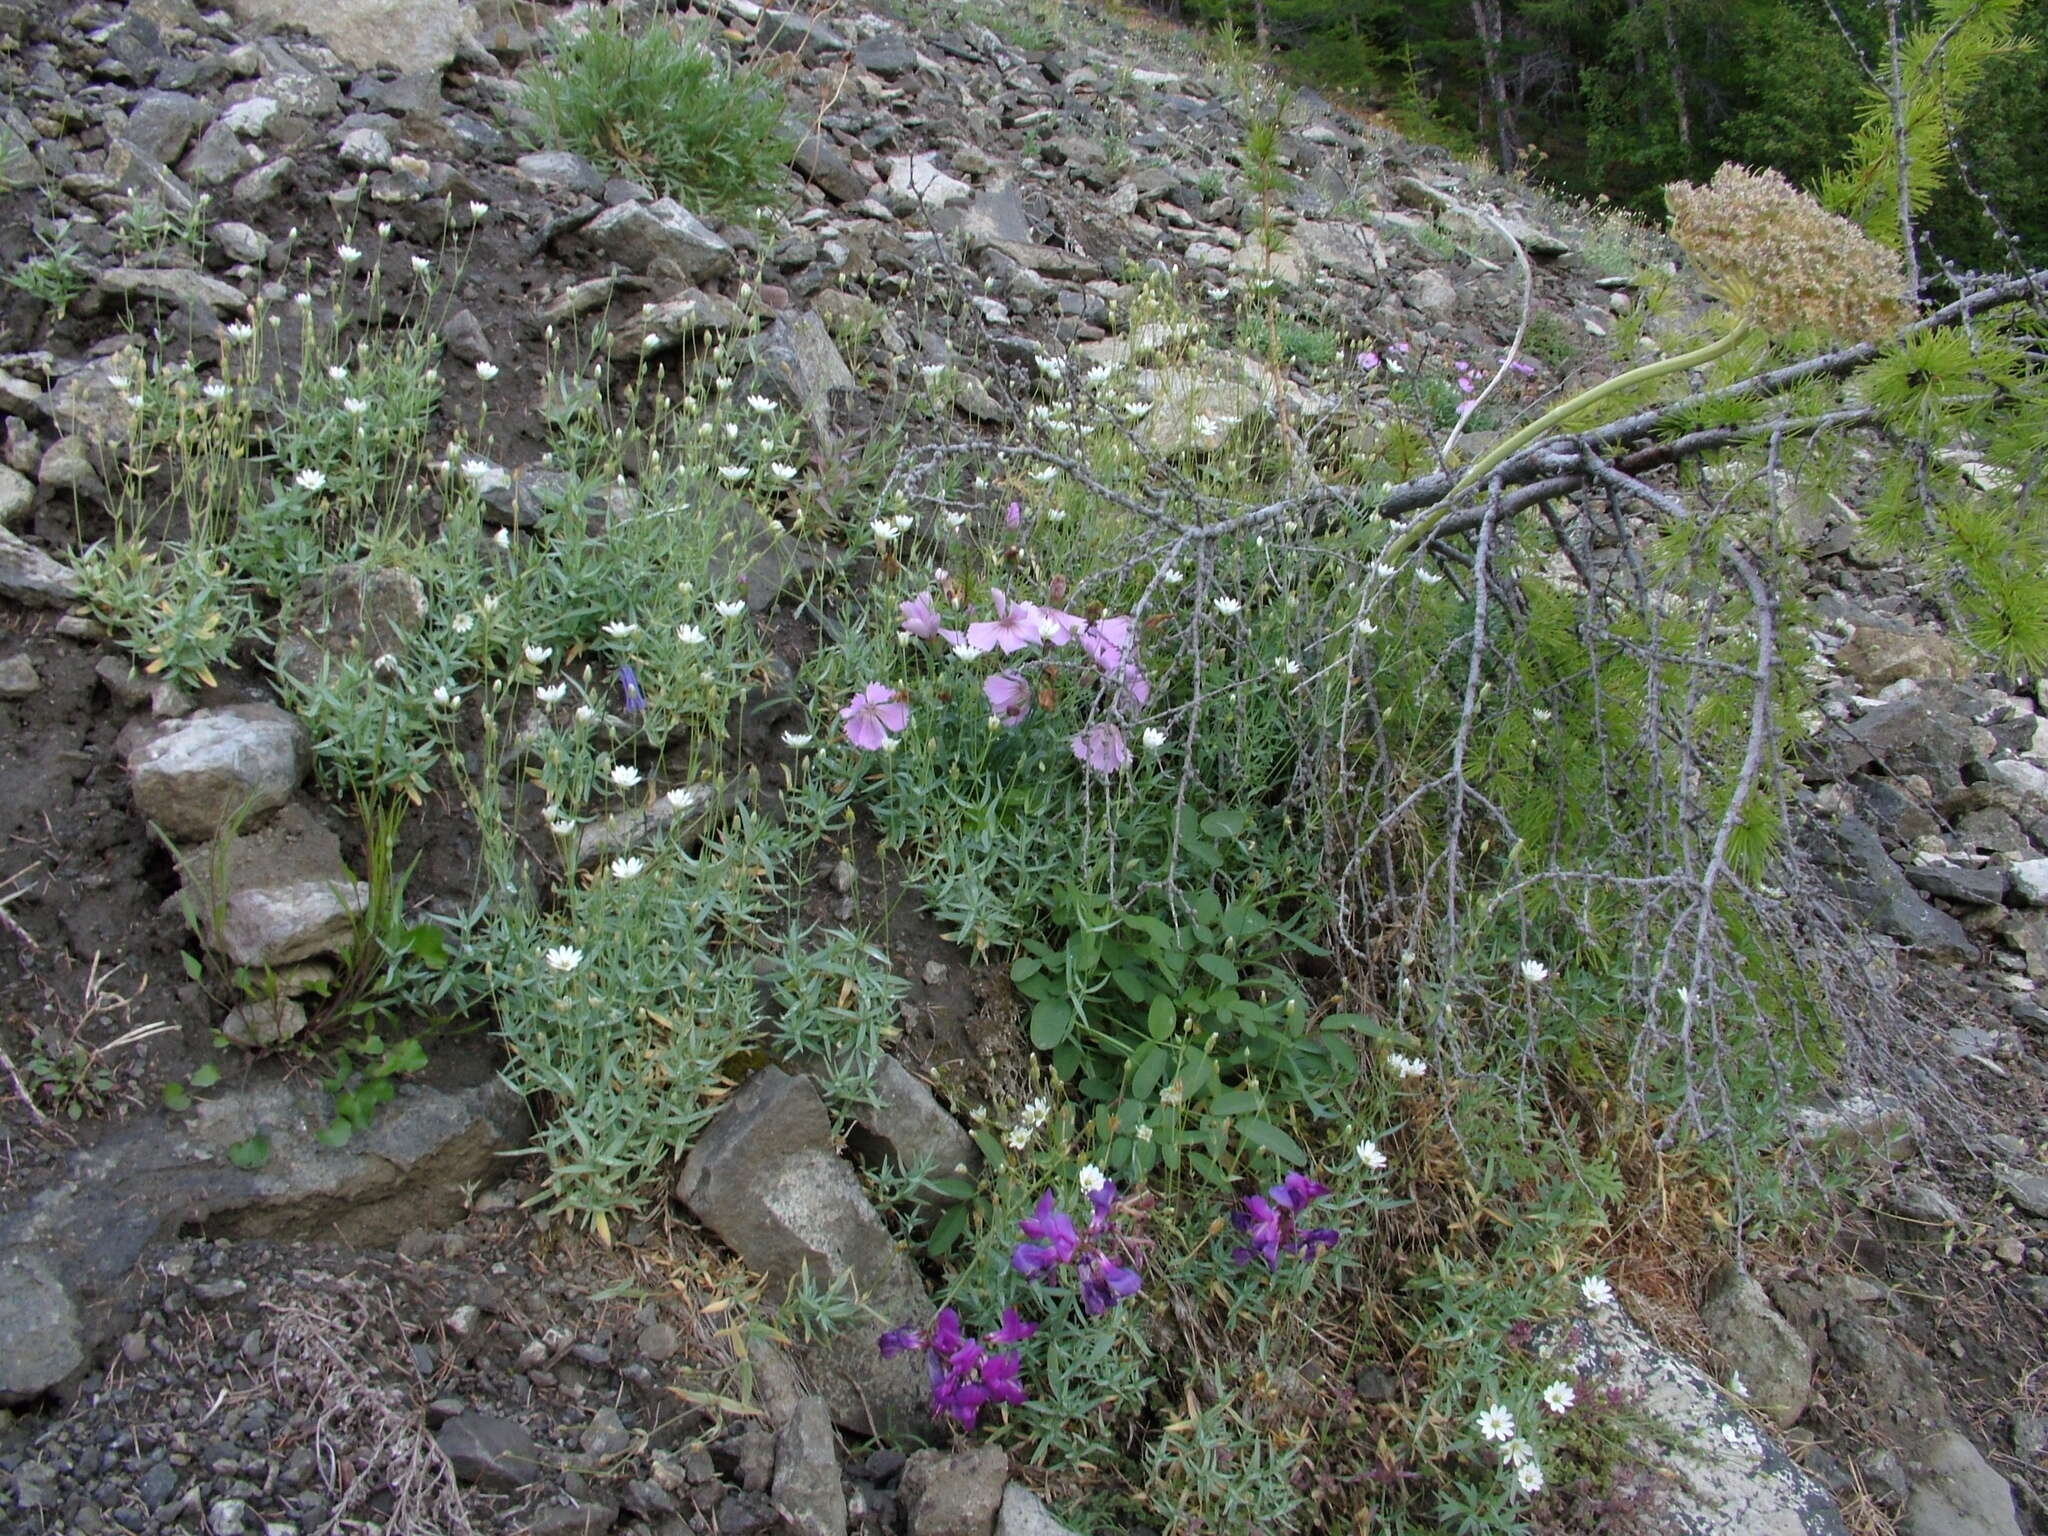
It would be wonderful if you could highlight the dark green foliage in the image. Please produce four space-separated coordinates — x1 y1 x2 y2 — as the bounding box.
521 11 792 219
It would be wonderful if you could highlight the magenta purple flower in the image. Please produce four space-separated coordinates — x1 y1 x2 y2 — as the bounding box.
1231 1172 1341 1271
1011 1182 1144 1315
878 1305 1037 1430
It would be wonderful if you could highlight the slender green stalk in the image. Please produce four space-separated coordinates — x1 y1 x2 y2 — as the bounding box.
1384 318 1756 563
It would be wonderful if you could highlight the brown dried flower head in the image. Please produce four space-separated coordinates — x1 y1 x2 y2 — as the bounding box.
1665 164 1913 343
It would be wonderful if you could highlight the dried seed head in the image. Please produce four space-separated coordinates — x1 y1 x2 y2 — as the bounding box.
1665 164 1912 343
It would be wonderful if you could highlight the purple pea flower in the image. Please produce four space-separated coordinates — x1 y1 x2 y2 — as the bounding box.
899 590 943 641
876 1306 1035 1430
983 670 1033 727
1005 500 1024 529
1071 722 1130 776
1011 1191 1081 1277
1011 1184 1145 1314
1232 1171 1340 1271
839 683 909 751
618 664 645 717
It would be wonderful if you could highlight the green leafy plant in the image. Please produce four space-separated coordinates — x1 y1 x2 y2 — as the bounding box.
5 229 90 319
770 925 907 1113
316 1030 430 1148
521 11 792 219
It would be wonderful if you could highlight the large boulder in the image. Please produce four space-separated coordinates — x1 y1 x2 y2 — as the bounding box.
675 1068 931 1435
126 703 309 842
1699 1264 1812 1429
1902 1430 2022 1536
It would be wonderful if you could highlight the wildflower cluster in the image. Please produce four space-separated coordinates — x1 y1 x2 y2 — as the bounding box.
1012 1172 1146 1314
878 1306 1037 1430
841 576 1153 774
1230 1172 1340 1270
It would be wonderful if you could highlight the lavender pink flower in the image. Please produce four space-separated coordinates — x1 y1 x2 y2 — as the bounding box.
966 589 1043 655
983 671 1033 727
839 683 909 751
899 590 943 641
1071 722 1130 775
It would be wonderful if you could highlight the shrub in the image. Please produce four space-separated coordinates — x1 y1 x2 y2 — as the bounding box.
521 11 792 219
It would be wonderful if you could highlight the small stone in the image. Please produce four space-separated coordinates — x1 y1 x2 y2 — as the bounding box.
126 704 308 841
635 1322 679 1361
13 1463 60 1511
0 653 39 699
0 1250 85 1405
445 1304 482 1337
435 1413 542 1490
0 527 79 607
208 1497 249 1535
0 464 30 528
2010 859 2048 906
996 1484 1082 1536
211 222 270 264
899 1446 1007 1536
96 654 154 706
580 1407 632 1460
1994 1164 2048 1219
219 996 309 1048
1994 1236 2026 1266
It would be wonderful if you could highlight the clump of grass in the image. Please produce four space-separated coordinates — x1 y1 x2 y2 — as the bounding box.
521 11 792 220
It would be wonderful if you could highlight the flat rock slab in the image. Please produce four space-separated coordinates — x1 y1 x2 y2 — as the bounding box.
1903 1429 2022 1536
1562 1306 1847 1536
676 1068 930 1436
127 703 308 842
0 527 79 607
584 198 734 283
222 0 476 73
177 801 366 969
436 1412 544 1490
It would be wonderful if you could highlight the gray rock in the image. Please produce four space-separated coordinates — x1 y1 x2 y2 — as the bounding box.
127 703 308 842
273 563 427 686
1905 862 2007 906
822 1055 979 1202
1903 1430 2021 1536
105 135 199 214
185 122 262 189
1404 267 1458 318
178 803 369 968
580 1406 632 1460
338 127 393 169
98 265 248 316
1838 625 1962 689
0 652 38 698
995 1485 1081 1536
0 120 35 192
583 198 734 283
1993 1164 2048 1219
1699 1264 1812 1428
1883 1178 1965 1227
771 1396 846 1536
855 34 918 76
757 10 848 58
1986 756 2048 803
515 150 606 196
742 310 855 443
899 1446 1008 1536
208 1496 249 1535
436 1412 543 1490
887 153 972 212
1559 1305 1848 1535
13 1461 59 1510
615 289 743 357
124 91 214 165
675 1069 930 1435
1803 814 1972 960
0 1248 85 1405
222 0 477 72
219 96 279 136
2009 858 2048 906
1787 1095 1921 1164
231 156 295 206
792 134 869 204
0 463 30 527
0 526 79 607
527 1503 618 1536
210 221 271 264
220 996 309 1048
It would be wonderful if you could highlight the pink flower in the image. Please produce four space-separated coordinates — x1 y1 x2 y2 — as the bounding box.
1071 723 1130 775
1005 500 1024 529
1357 350 1381 370
966 589 1043 655
984 671 1033 727
1078 616 1135 676
1036 608 1085 647
899 591 943 641
839 683 909 750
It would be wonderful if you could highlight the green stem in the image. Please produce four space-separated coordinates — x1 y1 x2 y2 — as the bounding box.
1384 317 1758 564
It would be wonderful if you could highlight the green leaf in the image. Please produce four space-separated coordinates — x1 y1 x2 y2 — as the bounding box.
380 1037 429 1076
1011 954 1043 983
315 1120 353 1149
1209 1088 1263 1117
227 1134 271 1170
1325 1011 1396 1042
159 1082 192 1112
1030 998 1074 1049
180 951 205 982
1146 993 1176 1042
926 1203 969 1257
187 1062 221 1089
1111 967 1151 1004
1195 953 1239 986
1200 809 1248 840
1130 1044 1171 1102
403 923 450 968
1238 1116 1307 1165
